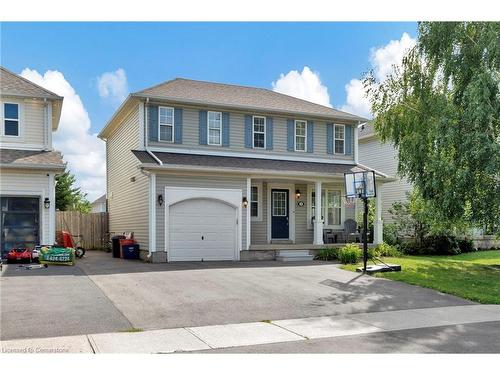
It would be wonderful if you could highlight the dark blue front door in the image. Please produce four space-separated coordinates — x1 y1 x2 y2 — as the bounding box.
271 189 289 239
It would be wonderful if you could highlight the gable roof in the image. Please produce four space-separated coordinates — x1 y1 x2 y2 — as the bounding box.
0 66 62 100
358 122 377 140
0 66 64 130
133 78 367 122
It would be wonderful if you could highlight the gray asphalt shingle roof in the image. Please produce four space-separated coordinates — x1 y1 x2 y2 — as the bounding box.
0 149 65 169
133 78 367 122
132 150 372 176
358 122 376 139
0 66 62 100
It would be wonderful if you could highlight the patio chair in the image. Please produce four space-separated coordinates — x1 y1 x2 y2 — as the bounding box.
344 219 362 243
323 229 335 244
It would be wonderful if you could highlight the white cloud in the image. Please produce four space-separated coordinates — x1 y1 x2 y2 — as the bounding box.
97 68 128 103
21 68 106 201
272 66 332 107
370 32 416 82
341 32 416 118
340 79 372 119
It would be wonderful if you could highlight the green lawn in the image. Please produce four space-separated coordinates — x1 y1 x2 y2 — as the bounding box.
342 250 500 304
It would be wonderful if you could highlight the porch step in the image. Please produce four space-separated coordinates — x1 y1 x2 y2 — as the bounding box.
271 240 293 245
276 250 314 262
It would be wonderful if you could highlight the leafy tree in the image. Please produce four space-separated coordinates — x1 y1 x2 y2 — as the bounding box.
365 22 500 230
55 170 91 213
389 190 473 244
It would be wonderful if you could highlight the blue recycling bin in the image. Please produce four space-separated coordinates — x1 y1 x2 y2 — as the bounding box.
122 244 140 260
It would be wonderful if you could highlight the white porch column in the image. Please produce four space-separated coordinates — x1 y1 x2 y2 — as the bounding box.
148 173 156 253
48 172 56 245
314 180 324 245
373 181 383 244
246 177 251 250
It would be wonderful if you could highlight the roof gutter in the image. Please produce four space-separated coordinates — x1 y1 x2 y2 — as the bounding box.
138 162 394 181
0 163 66 171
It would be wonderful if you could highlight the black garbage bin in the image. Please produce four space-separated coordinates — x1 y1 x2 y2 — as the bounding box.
111 235 126 258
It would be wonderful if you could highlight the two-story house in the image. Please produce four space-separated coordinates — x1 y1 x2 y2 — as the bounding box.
0 66 65 256
99 78 389 262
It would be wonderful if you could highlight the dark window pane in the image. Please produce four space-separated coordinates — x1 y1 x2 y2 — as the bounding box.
5 120 19 136
4 103 18 119
251 202 258 217
251 187 258 201
7 197 39 211
254 133 265 148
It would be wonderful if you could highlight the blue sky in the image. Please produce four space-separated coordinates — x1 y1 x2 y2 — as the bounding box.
1 22 417 199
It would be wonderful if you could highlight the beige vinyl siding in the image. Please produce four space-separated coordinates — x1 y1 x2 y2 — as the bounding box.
358 137 412 223
294 183 313 244
106 104 149 248
0 169 52 244
148 105 355 162
155 173 248 252
1 98 47 148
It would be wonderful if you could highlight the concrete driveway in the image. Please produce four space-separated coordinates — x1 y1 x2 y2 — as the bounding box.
1 251 473 341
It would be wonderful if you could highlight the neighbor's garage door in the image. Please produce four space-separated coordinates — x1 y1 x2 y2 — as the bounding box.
169 198 237 261
1 196 40 256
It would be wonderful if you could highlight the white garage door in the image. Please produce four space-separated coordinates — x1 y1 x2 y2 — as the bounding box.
169 198 237 261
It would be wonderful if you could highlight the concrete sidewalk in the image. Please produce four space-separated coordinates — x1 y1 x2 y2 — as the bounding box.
2 304 499 354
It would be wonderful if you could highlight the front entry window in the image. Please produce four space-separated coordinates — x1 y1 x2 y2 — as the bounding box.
310 189 342 227
272 191 287 216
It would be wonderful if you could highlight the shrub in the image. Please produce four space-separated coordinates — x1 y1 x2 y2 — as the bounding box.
423 235 461 255
374 242 402 257
315 247 338 261
458 238 476 253
338 243 362 264
383 223 399 246
397 241 424 255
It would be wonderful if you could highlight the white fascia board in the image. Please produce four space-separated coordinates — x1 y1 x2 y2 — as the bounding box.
0 163 66 171
140 163 347 179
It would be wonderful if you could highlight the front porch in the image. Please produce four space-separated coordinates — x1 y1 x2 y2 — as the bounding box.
244 176 384 259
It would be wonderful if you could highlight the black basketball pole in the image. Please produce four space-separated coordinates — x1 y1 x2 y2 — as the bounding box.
362 196 368 273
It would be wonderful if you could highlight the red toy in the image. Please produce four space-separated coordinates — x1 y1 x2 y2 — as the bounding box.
56 230 76 248
6 245 33 263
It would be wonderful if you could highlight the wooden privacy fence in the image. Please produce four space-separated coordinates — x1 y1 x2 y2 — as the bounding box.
56 211 109 249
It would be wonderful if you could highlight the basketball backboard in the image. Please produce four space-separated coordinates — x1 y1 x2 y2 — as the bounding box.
344 170 377 198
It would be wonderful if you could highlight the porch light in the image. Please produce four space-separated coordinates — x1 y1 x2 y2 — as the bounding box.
157 194 164 206
295 189 301 199
242 197 248 208
43 198 50 209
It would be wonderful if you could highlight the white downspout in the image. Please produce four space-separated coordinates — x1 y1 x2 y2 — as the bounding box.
142 97 163 166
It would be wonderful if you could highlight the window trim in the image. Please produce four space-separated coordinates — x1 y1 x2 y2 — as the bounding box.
334 124 345 155
294 119 307 152
207 110 222 146
158 106 175 143
2 101 21 138
250 182 262 221
252 115 266 149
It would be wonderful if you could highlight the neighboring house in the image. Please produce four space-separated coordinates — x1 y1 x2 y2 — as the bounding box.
99 78 390 262
91 194 107 213
358 123 412 223
0 66 65 256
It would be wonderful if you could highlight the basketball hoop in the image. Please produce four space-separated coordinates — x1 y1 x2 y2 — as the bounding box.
343 196 355 205
344 170 377 273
